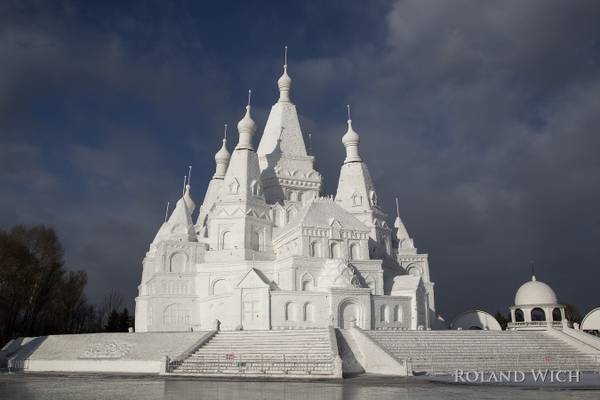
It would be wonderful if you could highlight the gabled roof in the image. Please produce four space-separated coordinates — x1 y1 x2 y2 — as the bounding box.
236 268 271 289
276 198 370 238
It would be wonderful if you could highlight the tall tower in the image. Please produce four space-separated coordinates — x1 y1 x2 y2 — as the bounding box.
196 125 231 238
207 93 272 259
257 47 322 205
334 106 392 259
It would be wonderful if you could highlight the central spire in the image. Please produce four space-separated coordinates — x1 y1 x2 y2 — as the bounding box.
342 105 362 163
277 46 292 102
236 90 257 150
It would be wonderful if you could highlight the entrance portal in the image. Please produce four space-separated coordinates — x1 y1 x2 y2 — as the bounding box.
339 301 360 329
242 293 261 330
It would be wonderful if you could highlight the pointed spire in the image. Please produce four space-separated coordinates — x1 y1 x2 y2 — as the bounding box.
342 104 362 163
236 90 257 151
278 46 292 102
183 184 195 213
181 166 196 213
394 197 414 249
214 124 231 178
164 201 170 222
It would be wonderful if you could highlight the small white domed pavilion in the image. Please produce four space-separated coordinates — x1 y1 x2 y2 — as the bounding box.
508 275 568 330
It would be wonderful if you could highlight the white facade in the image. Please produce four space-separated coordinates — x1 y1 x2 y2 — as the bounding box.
135 62 437 332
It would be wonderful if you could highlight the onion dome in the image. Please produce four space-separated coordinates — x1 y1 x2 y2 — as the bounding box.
214 125 230 179
236 91 257 151
514 275 558 306
215 139 230 163
278 65 292 102
342 105 362 163
278 46 292 102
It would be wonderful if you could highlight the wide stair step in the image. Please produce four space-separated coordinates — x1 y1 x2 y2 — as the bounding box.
366 330 600 374
170 328 338 377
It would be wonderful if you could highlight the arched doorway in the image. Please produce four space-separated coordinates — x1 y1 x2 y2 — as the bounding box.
338 301 361 329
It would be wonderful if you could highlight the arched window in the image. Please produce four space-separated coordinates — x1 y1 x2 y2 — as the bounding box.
301 274 314 291
349 243 360 260
286 208 296 222
221 231 232 250
552 308 562 321
251 231 260 251
310 241 322 257
394 305 402 322
380 305 390 323
515 308 524 322
285 302 297 322
169 252 186 273
531 307 546 322
329 242 341 258
297 191 303 202
212 279 228 295
304 303 314 322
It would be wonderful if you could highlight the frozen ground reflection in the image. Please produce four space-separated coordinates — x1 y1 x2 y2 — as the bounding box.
0 374 599 400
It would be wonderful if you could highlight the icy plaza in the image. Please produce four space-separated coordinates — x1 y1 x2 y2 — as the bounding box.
2 55 600 380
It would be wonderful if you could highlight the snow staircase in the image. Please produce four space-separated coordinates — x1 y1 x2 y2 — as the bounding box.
170 328 340 378
366 330 600 374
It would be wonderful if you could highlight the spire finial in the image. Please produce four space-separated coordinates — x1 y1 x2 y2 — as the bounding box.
284 45 288 69
247 89 252 106
164 201 170 222
530 261 536 281
187 165 192 187
347 104 351 121
224 124 228 140
395 197 400 219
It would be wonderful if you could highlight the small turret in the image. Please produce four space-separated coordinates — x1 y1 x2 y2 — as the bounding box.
214 124 230 179
394 197 415 253
236 90 257 151
277 46 292 102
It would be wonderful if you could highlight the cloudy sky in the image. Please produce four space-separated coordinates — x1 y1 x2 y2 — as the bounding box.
1 0 599 320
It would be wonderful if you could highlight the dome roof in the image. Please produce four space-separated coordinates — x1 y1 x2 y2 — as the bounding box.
341 120 360 146
236 103 256 150
215 138 230 163
277 66 292 98
514 275 558 306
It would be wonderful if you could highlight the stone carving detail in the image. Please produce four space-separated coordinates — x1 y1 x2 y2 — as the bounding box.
79 342 134 359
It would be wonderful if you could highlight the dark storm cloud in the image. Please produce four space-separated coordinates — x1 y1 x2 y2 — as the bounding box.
1 0 599 319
